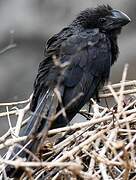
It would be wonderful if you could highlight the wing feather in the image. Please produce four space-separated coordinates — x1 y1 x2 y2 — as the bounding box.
31 27 72 111
31 28 111 118
60 29 111 114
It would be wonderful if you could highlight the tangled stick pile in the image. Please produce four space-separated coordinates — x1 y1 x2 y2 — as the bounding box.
0 66 136 179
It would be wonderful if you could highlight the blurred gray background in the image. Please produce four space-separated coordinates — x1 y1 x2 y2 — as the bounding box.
0 1 135 134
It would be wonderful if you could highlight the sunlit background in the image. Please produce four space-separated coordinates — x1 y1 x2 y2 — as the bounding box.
0 0 135 134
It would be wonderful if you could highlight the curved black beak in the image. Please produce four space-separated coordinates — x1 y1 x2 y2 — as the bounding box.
103 9 131 30
111 9 131 26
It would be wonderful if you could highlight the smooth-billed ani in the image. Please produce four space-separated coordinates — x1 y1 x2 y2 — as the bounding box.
6 5 130 178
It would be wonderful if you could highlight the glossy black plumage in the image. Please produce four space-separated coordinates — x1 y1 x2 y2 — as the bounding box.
31 28 111 127
5 5 130 178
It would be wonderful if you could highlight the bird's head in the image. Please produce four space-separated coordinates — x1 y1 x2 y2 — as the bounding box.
75 5 131 32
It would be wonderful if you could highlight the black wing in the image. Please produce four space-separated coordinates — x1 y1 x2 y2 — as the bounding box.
30 27 72 111
49 28 112 127
31 28 111 115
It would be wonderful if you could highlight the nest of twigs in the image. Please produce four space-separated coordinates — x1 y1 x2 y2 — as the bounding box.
0 65 136 180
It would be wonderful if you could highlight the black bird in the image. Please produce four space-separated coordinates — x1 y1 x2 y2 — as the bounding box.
6 5 130 178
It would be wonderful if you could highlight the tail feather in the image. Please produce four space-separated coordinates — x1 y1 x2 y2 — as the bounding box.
5 89 59 178
22 89 51 136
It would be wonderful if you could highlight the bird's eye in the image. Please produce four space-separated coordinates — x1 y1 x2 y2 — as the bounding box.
99 18 106 23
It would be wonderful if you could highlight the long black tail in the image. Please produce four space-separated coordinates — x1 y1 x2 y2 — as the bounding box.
5 89 60 178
